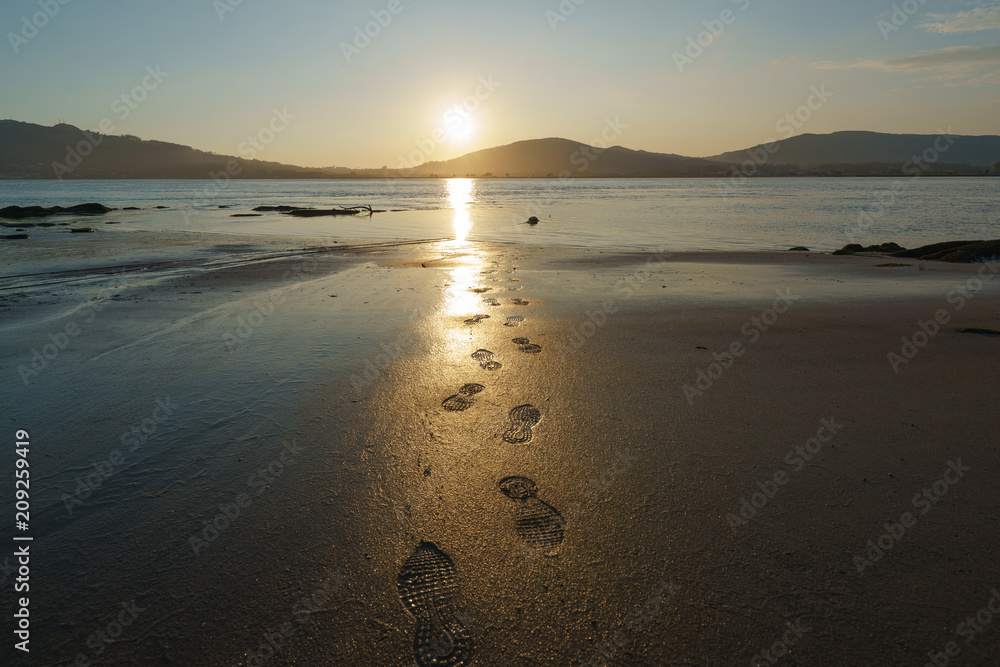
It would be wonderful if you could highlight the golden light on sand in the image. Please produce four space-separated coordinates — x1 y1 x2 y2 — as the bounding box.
442 264 483 317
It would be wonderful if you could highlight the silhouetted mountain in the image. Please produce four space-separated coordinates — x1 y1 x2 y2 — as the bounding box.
0 120 343 179
406 138 717 177
2 120 998 179
708 131 1000 168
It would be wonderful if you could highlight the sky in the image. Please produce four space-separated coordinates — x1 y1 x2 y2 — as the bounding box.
1 0 998 168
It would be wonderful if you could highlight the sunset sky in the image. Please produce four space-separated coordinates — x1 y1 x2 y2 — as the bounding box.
2 0 998 168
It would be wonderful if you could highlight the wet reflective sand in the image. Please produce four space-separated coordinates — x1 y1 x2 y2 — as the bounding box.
2 226 1000 665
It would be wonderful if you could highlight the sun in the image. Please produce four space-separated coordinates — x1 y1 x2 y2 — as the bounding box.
442 106 476 143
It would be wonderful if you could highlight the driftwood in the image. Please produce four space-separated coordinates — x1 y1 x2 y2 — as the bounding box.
283 205 373 218
253 205 301 212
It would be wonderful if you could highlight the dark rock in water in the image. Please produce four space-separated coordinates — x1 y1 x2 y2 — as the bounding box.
231 214 262 217
891 240 975 259
526 216 539 225
154 206 169 209
70 227 94 233
66 203 112 215
5 207 42 218
832 243 864 255
939 241 1000 263
833 242 906 255
122 207 141 210
0 203 112 219
65 203 111 215
892 239 1000 263
218 205 231 209
2 233 30 240
835 239 1000 263
253 205 302 212
958 328 1000 337
788 246 810 252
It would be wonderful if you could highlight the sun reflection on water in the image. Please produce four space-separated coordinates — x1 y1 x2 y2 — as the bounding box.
439 179 487 319
446 178 474 245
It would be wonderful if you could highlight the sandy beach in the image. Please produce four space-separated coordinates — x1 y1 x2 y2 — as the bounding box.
6 0 1000 662
2 225 1000 666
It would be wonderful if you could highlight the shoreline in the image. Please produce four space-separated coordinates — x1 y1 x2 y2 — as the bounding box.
3 218 998 268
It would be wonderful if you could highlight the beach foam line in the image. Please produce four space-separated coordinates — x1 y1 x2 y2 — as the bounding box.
0 238 450 290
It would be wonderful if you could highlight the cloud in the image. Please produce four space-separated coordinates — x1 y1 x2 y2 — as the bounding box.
921 6 1000 33
815 43 1000 85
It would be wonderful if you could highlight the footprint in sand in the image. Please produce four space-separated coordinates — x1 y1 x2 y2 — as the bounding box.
442 384 485 412
512 338 542 354
483 298 501 307
472 349 502 371
398 542 473 666
468 287 490 294
498 477 565 555
509 298 530 306
503 404 541 443
464 314 490 325
503 316 525 328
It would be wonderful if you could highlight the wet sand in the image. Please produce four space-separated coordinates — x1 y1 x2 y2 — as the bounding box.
2 229 1000 666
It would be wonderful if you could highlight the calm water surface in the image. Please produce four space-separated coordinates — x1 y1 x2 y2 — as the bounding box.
1 177 997 251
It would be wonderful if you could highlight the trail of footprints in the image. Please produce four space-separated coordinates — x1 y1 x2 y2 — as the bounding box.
400 254 563 666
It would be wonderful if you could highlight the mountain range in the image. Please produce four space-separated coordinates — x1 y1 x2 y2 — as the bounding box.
709 131 1000 169
1 120 998 180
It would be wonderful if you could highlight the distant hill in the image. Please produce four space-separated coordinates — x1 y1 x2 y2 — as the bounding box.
1 120 998 179
708 131 1000 169
406 138 717 178
0 120 343 179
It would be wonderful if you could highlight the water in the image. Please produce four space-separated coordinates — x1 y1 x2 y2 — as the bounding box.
1 177 997 251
